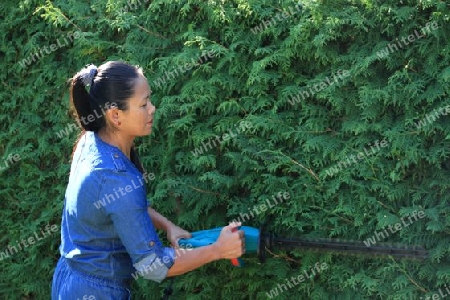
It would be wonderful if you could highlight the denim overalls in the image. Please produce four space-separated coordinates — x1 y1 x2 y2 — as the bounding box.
52 132 175 299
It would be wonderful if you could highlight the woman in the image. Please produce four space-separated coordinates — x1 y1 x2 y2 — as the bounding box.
51 61 245 299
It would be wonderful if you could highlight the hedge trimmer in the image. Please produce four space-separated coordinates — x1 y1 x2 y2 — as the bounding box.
178 225 429 266
159 226 427 299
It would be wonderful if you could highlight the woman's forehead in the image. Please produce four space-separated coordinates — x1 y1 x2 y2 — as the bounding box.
133 75 150 94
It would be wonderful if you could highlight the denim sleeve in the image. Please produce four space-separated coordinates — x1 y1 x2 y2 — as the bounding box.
98 171 175 282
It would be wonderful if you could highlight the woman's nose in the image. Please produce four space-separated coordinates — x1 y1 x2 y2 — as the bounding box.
149 102 156 114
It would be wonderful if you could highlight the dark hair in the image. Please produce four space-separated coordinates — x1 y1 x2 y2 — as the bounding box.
69 61 145 173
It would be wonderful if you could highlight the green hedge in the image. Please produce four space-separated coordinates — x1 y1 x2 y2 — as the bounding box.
1 0 450 298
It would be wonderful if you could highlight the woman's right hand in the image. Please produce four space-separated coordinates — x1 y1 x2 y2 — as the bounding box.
167 221 246 277
213 222 245 259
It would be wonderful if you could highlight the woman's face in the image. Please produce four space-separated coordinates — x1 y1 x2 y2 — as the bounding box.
119 74 156 137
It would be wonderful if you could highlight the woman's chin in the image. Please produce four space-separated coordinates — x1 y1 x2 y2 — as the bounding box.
143 127 153 135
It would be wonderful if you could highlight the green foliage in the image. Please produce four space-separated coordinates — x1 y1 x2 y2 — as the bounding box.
1 0 450 298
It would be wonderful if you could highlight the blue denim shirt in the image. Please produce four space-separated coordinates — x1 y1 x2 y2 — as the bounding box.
59 131 175 283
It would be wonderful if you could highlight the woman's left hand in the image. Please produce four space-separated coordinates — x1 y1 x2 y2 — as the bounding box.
167 224 192 248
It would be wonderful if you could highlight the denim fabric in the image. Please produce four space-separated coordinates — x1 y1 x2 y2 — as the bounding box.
52 257 131 300
52 131 175 297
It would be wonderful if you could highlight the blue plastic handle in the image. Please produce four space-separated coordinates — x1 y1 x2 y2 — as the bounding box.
178 226 260 256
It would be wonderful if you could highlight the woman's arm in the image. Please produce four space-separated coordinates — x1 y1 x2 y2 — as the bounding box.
147 207 192 247
167 223 245 277
102 174 243 282
147 207 173 231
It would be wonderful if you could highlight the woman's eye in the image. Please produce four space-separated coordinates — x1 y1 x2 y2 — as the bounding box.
142 103 147 107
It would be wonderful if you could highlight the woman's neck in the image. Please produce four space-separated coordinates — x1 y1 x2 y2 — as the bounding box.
97 129 134 159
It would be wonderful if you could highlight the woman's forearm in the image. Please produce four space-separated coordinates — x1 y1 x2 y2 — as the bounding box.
166 244 220 277
147 207 219 276
147 207 173 231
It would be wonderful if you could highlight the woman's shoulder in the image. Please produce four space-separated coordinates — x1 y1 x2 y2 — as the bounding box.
73 132 137 176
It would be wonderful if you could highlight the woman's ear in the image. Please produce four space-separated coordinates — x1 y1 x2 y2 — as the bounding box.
104 107 121 127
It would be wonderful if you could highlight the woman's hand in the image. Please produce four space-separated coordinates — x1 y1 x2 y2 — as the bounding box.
213 222 245 259
166 224 192 248
166 222 245 277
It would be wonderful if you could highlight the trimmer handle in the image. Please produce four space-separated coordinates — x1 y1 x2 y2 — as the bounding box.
178 226 261 266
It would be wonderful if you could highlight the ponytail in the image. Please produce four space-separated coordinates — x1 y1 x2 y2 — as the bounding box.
69 65 102 132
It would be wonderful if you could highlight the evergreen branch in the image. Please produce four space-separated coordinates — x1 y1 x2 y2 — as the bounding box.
280 152 320 182
265 247 301 264
310 205 353 224
231 99 248 116
57 11 82 32
35 1 82 31
136 24 167 40
398 131 422 135
291 129 334 134
187 184 221 196
375 200 396 214
259 150 320 182
389 258 428 293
